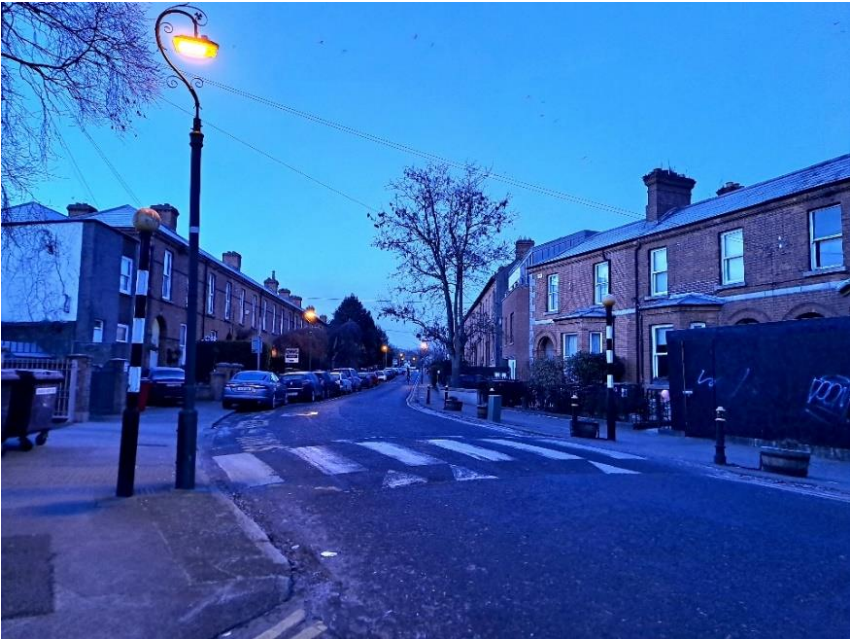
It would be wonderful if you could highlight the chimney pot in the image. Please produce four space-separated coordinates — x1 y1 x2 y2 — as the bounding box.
278 287 291 298
716 181 744 196
263 270 279 293
289 294 302 308
222 251 242 271
67 202 97 217
643 168 696 222
150 204 179 231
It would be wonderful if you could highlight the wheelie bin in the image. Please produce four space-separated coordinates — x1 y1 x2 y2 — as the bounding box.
2 370 64 450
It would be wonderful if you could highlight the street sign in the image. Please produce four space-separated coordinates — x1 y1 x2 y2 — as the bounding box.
285 348 300 363
251 337 262 354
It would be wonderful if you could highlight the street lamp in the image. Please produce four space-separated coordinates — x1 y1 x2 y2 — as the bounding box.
602 293 617 441
155 4 219 490
381 344 389 369
303 307 317 370
116 208 161 497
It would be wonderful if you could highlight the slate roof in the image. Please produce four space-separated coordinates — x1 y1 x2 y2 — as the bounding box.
642 293 725 309
537 154 850 267
553 306 607 320
2 202 66 222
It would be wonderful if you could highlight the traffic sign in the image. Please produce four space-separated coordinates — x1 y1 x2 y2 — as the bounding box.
251 337 262 354
285 348 300 363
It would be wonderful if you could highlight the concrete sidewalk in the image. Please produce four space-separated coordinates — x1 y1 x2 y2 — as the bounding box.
411 383 850 500
1 403 291 639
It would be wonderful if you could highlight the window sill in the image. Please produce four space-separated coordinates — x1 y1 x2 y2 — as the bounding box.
715 282 746 292
803 265 846 278
644 294 669 302
119 290 132 296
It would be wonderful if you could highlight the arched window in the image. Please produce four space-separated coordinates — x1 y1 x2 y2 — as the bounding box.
796 312 824 320
537 337 556 360
735 318 759 326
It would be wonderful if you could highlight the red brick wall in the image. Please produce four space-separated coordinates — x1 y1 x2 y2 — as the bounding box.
502 284 530 379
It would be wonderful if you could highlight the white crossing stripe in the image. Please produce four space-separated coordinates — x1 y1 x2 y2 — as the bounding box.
536 438 646 460
288 446 365 475
252 608 305 639
590 460 640 475
290 622 327 639
427 439 514 462
356 441 442 466
483 439 583 460
451 465 496 481
213 453 284 487
383 470 428 488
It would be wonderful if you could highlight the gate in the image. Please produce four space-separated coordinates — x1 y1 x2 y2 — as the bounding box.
630 387 673 430
1 356 77 421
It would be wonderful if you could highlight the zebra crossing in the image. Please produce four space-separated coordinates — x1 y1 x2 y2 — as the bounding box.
213 435 647 491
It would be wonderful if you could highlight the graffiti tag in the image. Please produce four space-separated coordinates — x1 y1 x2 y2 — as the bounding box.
696 370 715 388
805 375 850 426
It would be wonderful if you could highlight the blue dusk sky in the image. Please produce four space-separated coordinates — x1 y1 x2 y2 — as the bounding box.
28 2 850 347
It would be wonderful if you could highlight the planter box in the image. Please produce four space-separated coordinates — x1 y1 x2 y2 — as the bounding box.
476 405 488 419
759 447 811 478
445 398 463 412
572 420 599 439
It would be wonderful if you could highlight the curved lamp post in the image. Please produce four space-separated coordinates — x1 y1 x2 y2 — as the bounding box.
155 4 218 490
303 307 318 370
602 293 617 441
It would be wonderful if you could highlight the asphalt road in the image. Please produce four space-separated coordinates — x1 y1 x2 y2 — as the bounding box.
202 377 850 639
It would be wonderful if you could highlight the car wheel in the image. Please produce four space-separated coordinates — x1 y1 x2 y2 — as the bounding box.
269 395 277 410
310 389 316 402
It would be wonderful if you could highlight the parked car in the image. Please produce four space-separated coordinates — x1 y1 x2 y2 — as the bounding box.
375 370 388 382
222 371 288 410
144 367 185 406
312 371 337 398
333 367 362 392
358 371 378 388
282 372 322 402
329 372 352 394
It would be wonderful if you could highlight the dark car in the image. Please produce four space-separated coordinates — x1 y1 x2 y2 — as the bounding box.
312 371 337 398
358 371 378 389
223 371 288 410
282 372 322 402
144 367 185 406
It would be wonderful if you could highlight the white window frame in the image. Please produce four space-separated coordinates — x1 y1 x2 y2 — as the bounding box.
119 256 133 294
161 250 173 300
206 273 216 315
272 305 277 334
239 289 246 325
547 274 559 312
589 331 603 354
562 333 578 358
116 323 129 343
224 282 232 320
650 247 668 296
252 294 258 328
594 261 609 305
652 324 674 379
179 324 187 366
809 205 844 270
262 299 268 332
720 229 744 285
93 319 104 343
207 330 218 342
690 322 706 329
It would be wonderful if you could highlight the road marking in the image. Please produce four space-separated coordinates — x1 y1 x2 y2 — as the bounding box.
252 608 305 639
288 446 365 475
589 460 640 475
356 441 442 466
427 439 514 462
383 470 428 488
451 465 497 481
483 439 583 460
237 432 282 453
213 453 284 487
290 622 327 639
536 438 646 460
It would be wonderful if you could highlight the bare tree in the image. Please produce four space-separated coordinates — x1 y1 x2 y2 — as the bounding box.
1 2 159 208
373 163 514 387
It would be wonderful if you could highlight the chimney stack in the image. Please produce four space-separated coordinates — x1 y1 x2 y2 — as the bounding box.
222 251 242 271
67 202 97 217
264 270 279 293
150 204 179 231
643 168 696 222
319 314 328 323
515 238 535 261
278 287 291 298
289 294 302 308
716 181 743 197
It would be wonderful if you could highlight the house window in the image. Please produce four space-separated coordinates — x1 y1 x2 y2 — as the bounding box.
239 289 246 325
272 305 277 334
224 282 232 320
206 272 216 315
509 312 514 344
179 324 187 366
93 320 104 343
119 256 133 294
650 248 668 296
720 229 744 285
252 294 258 327
810 205 843 269
594 261 609 304
161 250 173 300
207 330 218 341
589 331 603 354
116 324 129 343
262 300 268 332
562 333 578 358
690 322 707 329
290 312 295 331
547 274 559 312
652 325 674 379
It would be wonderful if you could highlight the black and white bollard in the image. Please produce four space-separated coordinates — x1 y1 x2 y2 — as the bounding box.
714 406 727 465
570 394 579 435
602 294 617 441
116 208 160 498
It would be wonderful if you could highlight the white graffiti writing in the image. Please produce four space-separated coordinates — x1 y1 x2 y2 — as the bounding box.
805 375 850 426
696 369 715 388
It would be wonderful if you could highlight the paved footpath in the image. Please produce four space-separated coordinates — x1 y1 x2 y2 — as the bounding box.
1 403 296 639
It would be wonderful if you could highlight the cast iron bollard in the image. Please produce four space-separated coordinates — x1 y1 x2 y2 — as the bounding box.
487 392 502 423
714 406 727 465
426 386 431 405
444 388 449 409
570 394 579 434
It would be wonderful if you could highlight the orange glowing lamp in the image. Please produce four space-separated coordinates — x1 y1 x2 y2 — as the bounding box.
173 34 219 59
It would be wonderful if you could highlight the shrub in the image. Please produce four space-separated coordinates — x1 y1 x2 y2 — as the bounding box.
565 351 625 386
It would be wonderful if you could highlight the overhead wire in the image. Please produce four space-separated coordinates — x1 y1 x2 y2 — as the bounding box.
186 73 642 220
77 124 142 207
55 127 99 208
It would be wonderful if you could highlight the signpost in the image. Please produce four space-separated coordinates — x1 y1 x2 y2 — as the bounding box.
251 337 262 370
285 348 300 364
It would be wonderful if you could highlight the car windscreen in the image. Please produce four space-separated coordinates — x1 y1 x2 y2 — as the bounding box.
284 374 308 381
232 372 269 382
151 369 185 380
330 373 342 380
